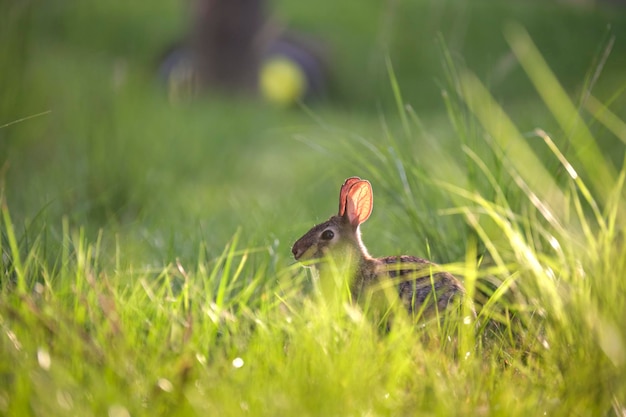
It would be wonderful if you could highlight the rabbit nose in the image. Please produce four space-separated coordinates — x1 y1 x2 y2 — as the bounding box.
292 245 301 259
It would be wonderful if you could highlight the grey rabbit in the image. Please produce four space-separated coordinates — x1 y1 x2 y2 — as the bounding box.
292 177 466 317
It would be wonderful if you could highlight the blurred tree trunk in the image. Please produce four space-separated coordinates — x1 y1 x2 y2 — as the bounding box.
189 0 267 93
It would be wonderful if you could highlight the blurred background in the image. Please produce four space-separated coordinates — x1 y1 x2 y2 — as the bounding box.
2 0 626 266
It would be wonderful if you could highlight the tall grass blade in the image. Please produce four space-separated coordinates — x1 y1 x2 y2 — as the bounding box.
386 56 411 139
504 23 617 204
585 94 626 146
458 71 566 216
1 200 25 293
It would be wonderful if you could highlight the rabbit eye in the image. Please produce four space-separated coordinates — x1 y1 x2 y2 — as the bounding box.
321 230 335 240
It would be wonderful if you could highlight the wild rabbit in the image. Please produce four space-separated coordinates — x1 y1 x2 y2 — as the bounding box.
292 177 466 317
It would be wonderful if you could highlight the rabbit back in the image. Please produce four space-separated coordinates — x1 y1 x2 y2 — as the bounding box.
375 256 464 314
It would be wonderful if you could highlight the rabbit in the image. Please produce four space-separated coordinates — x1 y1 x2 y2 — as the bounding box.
292 177 466 317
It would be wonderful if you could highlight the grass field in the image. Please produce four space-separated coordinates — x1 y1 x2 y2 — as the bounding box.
2 0 626 415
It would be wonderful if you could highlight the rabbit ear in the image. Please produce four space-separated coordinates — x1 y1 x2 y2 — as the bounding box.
338 177 363 216
345 180 373 227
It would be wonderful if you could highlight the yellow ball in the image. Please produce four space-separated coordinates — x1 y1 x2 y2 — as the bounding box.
259 57 306 106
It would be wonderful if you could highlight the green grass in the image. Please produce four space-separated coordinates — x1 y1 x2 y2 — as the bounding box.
2 0 626 416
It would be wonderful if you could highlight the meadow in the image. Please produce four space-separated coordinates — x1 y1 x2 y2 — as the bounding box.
1 0 626 415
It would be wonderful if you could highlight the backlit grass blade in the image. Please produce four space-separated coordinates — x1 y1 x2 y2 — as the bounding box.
584 93 626 146
505 23 617 204
458 70 566 218
1 199 25 293
386 56 411 139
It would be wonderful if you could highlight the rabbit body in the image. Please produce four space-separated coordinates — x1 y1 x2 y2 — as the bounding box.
292 177 464 316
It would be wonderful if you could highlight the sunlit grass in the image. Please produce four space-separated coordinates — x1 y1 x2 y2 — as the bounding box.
2 3 626 416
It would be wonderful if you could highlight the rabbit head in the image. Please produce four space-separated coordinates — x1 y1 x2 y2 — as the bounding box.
292 177 373 266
